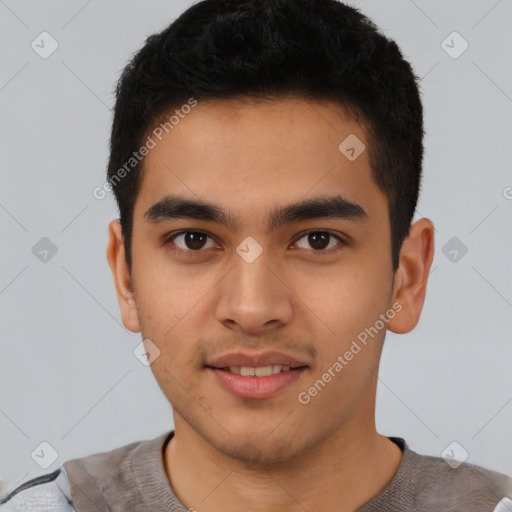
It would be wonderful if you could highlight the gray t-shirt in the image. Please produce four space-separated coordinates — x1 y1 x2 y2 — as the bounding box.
1 431 511 511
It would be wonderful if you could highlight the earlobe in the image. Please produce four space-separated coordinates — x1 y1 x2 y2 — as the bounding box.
387 218 435 335
106 219 141 333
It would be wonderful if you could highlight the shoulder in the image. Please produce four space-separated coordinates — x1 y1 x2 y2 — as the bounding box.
62 436 149 488
0 467 76 511
411 446 512 511
61 432 173 510
0 434 168 512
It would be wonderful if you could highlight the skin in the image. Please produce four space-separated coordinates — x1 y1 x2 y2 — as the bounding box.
107 97 435 512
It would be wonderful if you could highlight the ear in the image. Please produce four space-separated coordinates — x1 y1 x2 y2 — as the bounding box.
106 219 141 333
387 218 435 334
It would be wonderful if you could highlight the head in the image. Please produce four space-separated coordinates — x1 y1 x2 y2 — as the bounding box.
107 0 434 464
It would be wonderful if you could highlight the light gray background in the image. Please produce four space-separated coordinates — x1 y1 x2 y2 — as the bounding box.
1 0 511 498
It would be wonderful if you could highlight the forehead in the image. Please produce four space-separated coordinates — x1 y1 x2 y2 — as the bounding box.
134 97 387 228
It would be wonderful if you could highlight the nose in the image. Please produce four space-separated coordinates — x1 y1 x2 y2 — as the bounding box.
214 249 294 336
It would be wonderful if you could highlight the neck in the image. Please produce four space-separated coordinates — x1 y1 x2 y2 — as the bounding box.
164 411 402 512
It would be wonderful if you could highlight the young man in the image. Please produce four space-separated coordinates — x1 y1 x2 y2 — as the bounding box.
2 0 511 510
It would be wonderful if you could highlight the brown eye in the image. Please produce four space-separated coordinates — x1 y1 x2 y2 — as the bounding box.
167 231 216 252
294 231 344 252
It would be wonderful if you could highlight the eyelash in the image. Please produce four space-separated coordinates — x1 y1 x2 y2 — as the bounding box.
163 230 346 256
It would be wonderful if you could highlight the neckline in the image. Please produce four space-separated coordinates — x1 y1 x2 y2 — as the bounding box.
129 431 417 512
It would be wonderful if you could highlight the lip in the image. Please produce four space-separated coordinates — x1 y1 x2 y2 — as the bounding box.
205 350 309 400
207 366 307 399
205 350 309 369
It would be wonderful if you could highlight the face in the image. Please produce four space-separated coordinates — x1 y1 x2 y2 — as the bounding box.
110 98 411 464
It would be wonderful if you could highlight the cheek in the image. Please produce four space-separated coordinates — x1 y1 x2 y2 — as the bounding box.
300 263 388 328
299 263 391 373
132 254 193 329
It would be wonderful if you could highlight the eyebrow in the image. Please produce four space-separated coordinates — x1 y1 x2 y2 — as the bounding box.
144 193 369 231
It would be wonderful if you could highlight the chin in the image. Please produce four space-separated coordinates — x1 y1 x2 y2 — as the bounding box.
215 435 306 465
170 392 329 466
